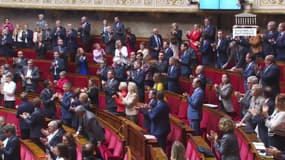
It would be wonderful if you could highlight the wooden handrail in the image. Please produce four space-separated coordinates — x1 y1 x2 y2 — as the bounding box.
21 139 46 160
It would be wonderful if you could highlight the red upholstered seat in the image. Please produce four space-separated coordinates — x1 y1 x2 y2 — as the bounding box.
6 113 20 136
104 128 112 145
67 63 76 73
166 122 183 156
33 60 51 81
66 74 89 88
164 91 181 115
88 64 99 75
177 98 188 119
227 72 242 91
178 77 193 94
20 144 26 160
104 139 123 160
76 145 82 160
185 140 201 160
23 49 37 59
136 111 146 130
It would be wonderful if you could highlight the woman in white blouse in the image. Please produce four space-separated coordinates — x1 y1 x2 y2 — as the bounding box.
114 40 128 65
120 82 138 123
263 94 285 151
2 73 16 109
92 43 105 64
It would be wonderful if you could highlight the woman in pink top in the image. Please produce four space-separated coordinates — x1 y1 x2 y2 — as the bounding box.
186 24 201 51
92 43 105 64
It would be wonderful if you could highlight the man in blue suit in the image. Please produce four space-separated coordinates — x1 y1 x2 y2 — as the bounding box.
260 55 280 96
263 21 278 57
16 92 34 139
78 16 91 48
51 20 66 47
104 69 119 113
167 57 180 93
0 124 20 160
203 17 216 42
183 78 204 135
50 51 65 80
162 41 173 61
200 33 213 66
143 91 170 151
242 53 257 90
40 80 57 119
213 30 228 69
53 39 68 68
129 60 145 102
275 22 285 61
112 17 125 42
21 24 33 48
179 42 197 78
59 82 74 127
149 28 163 59
66 23 78 61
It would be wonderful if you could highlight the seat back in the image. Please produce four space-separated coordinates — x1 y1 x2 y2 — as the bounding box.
164 91 182 115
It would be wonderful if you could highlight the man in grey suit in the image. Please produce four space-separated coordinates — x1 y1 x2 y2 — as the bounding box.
103 69 119 113
75 105 105 145
20 59 40 92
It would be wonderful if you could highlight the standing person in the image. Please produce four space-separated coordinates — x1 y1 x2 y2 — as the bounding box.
51 20 66 47
212 30 228 69
20 97 45 150
263 21 278 57
21 24 33 48
115 82 128 116
203 17 216 42
1 27 13 57
36 14 46 29
112 16 125 42
49 143 70 160
61 132 77 160
200 33 213 66
41 80 57 119
101 26 115 55
242 53 256 91
78 16 91 50
0 125 20 160
75 47 88 75
167 57 180 93
179 42 197 78
149 28 163 59
20 59 40 92
103 69 119 113
186 24 201 52
183 78 204 135
53 39 68 68
120 82 138 123
260 55 280 97
128 60 145 102
275 22 285 61
207 118 241 160
1 73 16 109
125 27 136 54
12 50 27 81
162 41 174 61
169 23 182 58
50 51 65 80
58 82 73 127
35 39 47 59
114 40 128 65
92 43 105 64
1 18 14 33
141 89 157 131
16 92 34 139
214 73 234 115
142 91 170 151
66 23 78 62
81 78 99 106
42 23 52 50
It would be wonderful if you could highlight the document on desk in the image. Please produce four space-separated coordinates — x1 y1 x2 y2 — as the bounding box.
252 142 266 150
144 134 157 140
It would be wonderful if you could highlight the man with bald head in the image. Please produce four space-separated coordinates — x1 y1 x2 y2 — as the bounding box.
149 28 163 59
263 21 278 57
261 55 280 96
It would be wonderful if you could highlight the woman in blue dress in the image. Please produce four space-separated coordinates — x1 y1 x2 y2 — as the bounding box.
75 47 88 75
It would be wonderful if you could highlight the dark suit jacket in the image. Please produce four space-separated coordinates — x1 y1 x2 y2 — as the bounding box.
275 32 285 61
35 42 47 59
21 66 40 90
114 64 127 82
50 58 65 77
261 64 280 95
156 60 168 74
226 44 247 68
149 34 163 58
105 79 119 110
141 98 157 131
200 39 213 66
16 101 34 130
215 38 228 64
164 47 173 61
61 92 73 120
78 110 105 144
263 30 278 56
112 22 125 41
101 31 115 54
167 65 180 93
47 128 65 159
1 135 20 160
40 88 56 118
42 28 52 41
204 25 216 42
24 108 45 138
53 45 68 59
242 61 256 81
214 132 240 160
78 22 91 44
240 90 252 117
87 87 99 105
148 100 170 136
0 33 13 57
51 26 66 46
66 29 78 53
21 29 33 48
180 48 197 77
187 87 204 120
13 57 27 73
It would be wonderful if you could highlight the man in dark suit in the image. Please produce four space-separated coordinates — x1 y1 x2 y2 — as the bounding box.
213 30 228 69
142 91 170 151
58 82 73 127
275 22 285 61
112 16 125 42
113 61 127 82
16 92 34 139
20 97 45 150
0 124 20 160
51 20 66 47
12 50 27 82
242 53 257 90
223 41 247 70
179 42 197 78
129 60 145 102
42 23 52 50
40 80 57 119
75 105 105 144
162 41 173 61
50 51 65 80
200 33 213 66
260 55 280 96
203 17 216 42
104 69 119 113
101 26 116 55
149 28 163 59
183 78 204 136
20 59 40 92
263 21 278 57
78 16 91 49
194 65 208 91
167 57 180 93
66 23 78 61
53 39 68 67
141 89 157 132
0 116 6 141
21 24 33 48
156 51 168 74
0 27 13 57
